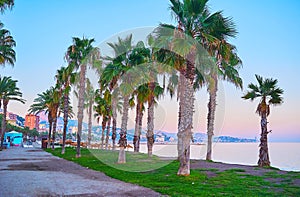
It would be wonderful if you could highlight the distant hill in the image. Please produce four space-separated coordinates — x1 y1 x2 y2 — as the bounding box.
38 116 257 143
214 136 258 143
88 126 257 143
154 131 258 143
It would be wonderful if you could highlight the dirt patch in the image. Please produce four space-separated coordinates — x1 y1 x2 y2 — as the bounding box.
191 159 300 188
264 177 286 185
0 158 31 161
190 159 285 176
203 170 217 178
293 179 300 186
8 162 47 171
26 149 44 152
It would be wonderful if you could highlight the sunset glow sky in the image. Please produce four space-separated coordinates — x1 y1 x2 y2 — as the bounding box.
1 0 300 142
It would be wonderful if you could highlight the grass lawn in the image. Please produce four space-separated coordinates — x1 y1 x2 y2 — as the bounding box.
47 147 300 196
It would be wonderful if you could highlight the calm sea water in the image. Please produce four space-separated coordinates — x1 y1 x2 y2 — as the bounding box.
138 143 300 172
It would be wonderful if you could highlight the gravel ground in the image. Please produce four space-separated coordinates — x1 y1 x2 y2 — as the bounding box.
0 147 161 197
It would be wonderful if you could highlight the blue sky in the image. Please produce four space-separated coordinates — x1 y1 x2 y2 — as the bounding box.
1 0 300 142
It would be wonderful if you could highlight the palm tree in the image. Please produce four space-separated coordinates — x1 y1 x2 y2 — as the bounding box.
94 89 111 149
0 0 14 14
101 35 133 163
29 87 59 149
0 76 24 149
102 90 112 150
242 75 283 167
111 90 122 150
0 22 16 67
48 86 60 150
146 82 164 157
132 84 148 152
73 78 97 148
56 66 76 154
199 8 242 160
127 41 152 152
160 0 241 166
65 37 99 157
153 0 217 175
85 78 95 148
29 90 52 148
205 41 242 161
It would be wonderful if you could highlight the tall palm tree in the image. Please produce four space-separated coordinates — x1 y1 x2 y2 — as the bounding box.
99 63 120 149
153 0 217 175
205 41 242 161
73 77 97 148
132 84 148 152
146 82 164 157
242 75 283 167
85 78 95 148
102 90 112 150
201 11 241 160
56 66 76 154
48 86 60 150
65 37 99 157
109 88 122 150
94 89 111 149
0 0 14 14
127 41 152 152
101 35 133 163
0 76 24 149
160 0 241 166
0 22 16 67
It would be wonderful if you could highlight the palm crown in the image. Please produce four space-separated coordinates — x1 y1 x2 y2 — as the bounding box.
242 74 283 116
0 22 16 66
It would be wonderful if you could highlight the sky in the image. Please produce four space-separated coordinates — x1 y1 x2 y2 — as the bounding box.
1 0 300 142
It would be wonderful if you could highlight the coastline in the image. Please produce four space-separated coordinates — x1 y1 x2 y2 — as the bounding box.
135 142 300 172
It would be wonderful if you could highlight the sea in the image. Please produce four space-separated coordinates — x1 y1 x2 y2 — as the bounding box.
138 143 300 172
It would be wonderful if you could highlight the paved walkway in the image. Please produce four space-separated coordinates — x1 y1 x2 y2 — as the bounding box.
0 147 161 197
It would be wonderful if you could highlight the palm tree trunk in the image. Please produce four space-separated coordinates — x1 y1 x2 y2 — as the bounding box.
87 98 93 148
105 117 111 149
0 100 8 150
137 106 143 151
118 95 129 163
133 101 143 152
52 116 58 150
147 93 155 157
61 94 69 154
47 114 52 148
177 48 195 176
112 101 117 150
76 64 87 158
206 75 218 161
177 73 194 176
177 73 184 161
258 113 270 167
101 120 106 149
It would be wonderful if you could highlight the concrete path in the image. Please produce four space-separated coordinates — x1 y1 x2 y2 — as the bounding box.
0 147 161 197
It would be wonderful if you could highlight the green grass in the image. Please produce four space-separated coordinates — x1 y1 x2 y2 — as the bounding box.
88 149 172 172
47 148 300 196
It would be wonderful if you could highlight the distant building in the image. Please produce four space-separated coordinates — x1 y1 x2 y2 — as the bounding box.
69 126 78 134
7 112 18 126
2 112 24 128
25 114 40 130
38 120 48 132
8 112 18 121
16 116 25 127
155 134 165 142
